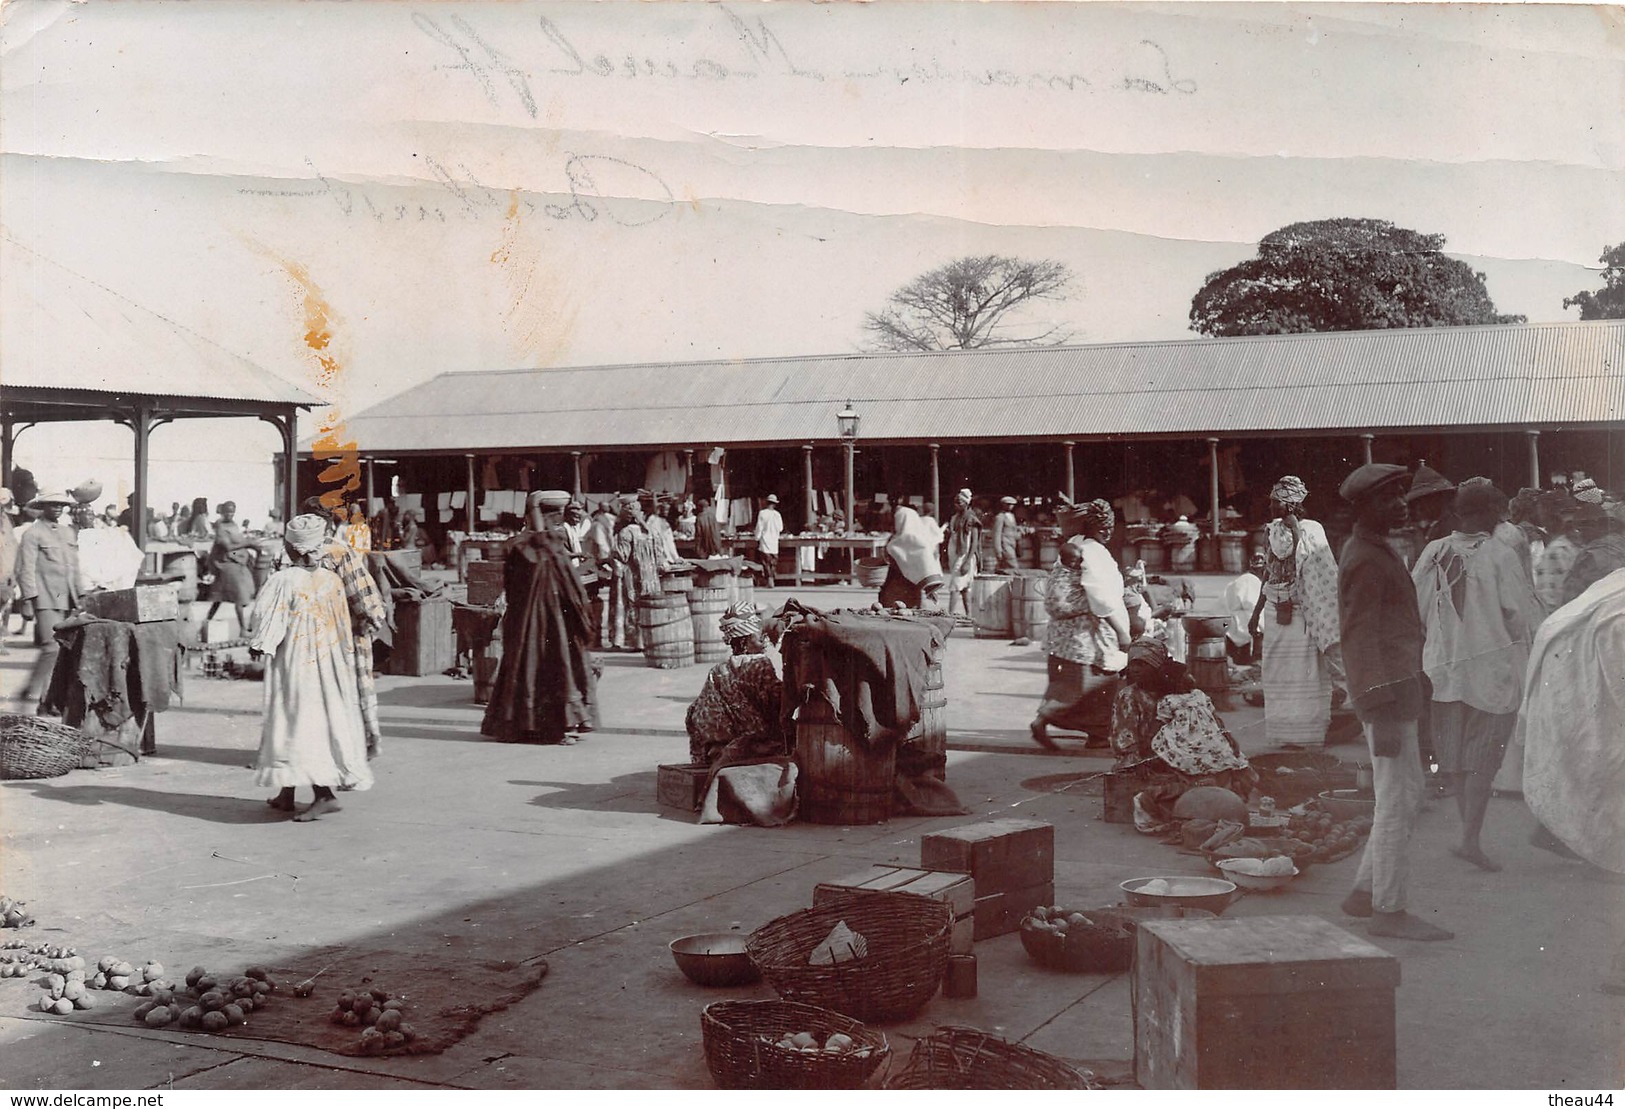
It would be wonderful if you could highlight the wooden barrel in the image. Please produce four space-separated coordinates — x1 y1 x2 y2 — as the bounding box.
736 575 755 614
1035 530 1060 569
902 655 949 781
688 586 730 664
661 569 695 595
638 594 694 669
1011 571 1051 641
1190 639 1228 697
1119 540 1140 570
1140 538 1167 572
970 574 1013 639
796 698 895 825
1219 534 1248 573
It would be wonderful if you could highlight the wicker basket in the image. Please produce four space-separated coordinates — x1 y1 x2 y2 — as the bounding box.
700 999 889 1090
0 715 88 780
747 891 951 1023
855 557 890 589
887 1026 1094 1090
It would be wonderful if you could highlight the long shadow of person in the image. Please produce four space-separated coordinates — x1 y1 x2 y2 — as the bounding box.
5 782 290 825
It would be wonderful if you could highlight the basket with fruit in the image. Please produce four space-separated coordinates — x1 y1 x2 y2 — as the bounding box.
701 999 889 1089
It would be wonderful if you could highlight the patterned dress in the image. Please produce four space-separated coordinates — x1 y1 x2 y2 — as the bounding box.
685 653 787 767
1260 517 1344 744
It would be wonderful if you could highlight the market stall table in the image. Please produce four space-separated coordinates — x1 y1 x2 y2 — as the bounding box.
724 535 888 586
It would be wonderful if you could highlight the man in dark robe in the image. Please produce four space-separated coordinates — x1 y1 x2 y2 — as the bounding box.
480 491 598 745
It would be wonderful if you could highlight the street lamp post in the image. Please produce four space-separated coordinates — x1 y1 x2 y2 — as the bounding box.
837 400 859 537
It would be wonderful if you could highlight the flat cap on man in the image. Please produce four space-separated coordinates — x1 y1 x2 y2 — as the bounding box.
1339 463 1411 504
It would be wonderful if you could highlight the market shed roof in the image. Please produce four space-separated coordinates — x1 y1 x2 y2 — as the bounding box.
332 320 1625 454
1 237 316 418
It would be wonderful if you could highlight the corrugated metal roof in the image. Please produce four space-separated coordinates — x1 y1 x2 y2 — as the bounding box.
333 319 1625 454
1 238 317 407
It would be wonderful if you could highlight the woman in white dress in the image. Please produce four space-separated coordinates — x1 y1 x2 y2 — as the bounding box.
250 514 373 821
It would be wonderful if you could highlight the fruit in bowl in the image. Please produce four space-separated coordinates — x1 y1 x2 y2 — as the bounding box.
1214 856 1300 892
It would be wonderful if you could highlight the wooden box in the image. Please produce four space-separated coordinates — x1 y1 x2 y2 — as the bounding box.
657 763 709 812
466 560 507 606
80 583 180 624
385 597 456 676
1133 915 1400 1090
920 818 1054 895
814 865 975 954
1104 765 1159 824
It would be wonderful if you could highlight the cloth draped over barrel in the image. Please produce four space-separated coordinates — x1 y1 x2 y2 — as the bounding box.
699 758 799 826
41 614 183 730
777 606 953 746
480 534 598 743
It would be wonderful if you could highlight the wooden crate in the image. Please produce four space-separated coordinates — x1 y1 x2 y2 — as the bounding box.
1133 915 1400 1090
920 818 1054 895
657 763 709 812
79 583 181 624
814 865 975 954
385 597 456 676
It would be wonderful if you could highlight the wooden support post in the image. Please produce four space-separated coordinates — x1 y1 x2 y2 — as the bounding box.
1526 429 1541 489
1 418 12 487
683 449 694 497
1207 437 1221 538
131 402 151 548
1361 434 1375 465
364 457 376 514
571 451 584 499
282 407 299 527
844 441 856 537
928 442 941 519
802 444 815 531
1064 441 1076 503
465 453 478 532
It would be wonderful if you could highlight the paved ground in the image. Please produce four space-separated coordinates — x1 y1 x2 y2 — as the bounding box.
1 580 1621 1091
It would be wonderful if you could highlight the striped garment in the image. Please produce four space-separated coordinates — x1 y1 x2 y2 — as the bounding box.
321 539 388 751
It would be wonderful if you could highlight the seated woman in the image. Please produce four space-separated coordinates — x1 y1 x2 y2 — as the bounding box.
685 602 789 769
1110 638 1256 818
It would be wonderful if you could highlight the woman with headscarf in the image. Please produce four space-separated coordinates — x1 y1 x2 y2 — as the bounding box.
608 500 661 651
945 489 982 617
684 602 788 769
204 501 260 635
249 515 373 822
1109 637 1255 810
481 492 598 745
1030 499 1131 748
879 502 946 610
1412 480 1542 871
1248 476 1345 745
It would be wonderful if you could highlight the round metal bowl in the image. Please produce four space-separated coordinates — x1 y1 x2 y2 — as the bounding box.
1214 859 1300 892
1318 789 1377 822
1183 614 1232 642
670 933 761 988
1119 876 1239 914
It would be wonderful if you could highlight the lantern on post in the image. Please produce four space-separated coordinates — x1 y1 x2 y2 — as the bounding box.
837 400 859 536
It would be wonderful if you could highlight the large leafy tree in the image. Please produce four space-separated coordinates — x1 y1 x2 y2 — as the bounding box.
1189 218 1523 337
863 255 1075 351
1563 242 1625 320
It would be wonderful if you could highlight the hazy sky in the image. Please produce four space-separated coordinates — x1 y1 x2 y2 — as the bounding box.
3 1 1622 514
